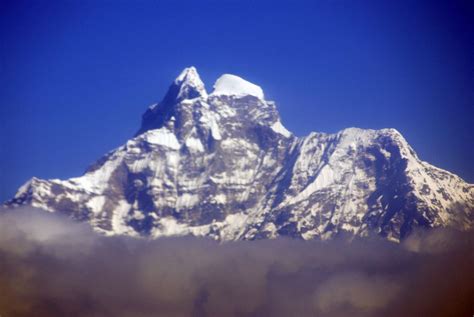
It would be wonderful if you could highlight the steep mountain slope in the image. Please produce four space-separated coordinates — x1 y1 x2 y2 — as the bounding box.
5 67 474 242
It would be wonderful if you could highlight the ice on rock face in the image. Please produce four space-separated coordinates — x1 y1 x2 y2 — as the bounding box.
271 121 292 138
185 136 204 152
143 128 180 150
211 74 264 99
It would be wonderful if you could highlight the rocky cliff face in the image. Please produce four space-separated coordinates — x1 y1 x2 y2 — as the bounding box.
5 67 474 242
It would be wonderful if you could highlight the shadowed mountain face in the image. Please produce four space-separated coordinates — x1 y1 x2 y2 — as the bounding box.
5 67 474 242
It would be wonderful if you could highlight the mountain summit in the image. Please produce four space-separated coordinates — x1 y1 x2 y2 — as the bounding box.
212 74 265 99
5 67 474 241
171 66 208 101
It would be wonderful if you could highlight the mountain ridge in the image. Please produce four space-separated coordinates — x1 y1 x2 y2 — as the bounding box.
4 67 474 242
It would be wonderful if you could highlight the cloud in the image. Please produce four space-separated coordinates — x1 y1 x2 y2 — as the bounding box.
313 272 401 313
0 207 473 317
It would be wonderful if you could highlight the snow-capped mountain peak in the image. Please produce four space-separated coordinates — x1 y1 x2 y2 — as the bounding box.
175 66 207 98
175 66 199 82
168 66 208 102
211 74 264 99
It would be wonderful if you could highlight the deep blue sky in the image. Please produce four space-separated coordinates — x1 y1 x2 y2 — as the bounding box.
1 0 473 201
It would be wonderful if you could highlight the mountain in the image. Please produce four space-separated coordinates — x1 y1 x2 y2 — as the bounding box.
4 67 474 242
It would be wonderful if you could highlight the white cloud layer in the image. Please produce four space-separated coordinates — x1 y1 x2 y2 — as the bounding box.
0 207 472 317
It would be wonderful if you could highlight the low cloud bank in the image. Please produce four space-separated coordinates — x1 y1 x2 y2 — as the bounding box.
0 208 472 317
